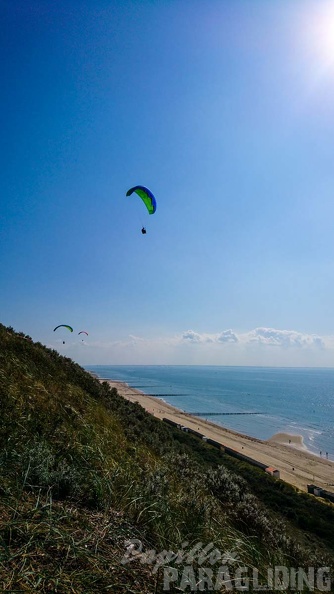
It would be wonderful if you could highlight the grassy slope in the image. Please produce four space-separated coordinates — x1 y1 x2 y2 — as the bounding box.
1 323 333 593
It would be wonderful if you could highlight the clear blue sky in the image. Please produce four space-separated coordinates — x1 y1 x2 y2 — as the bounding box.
2 0 334 366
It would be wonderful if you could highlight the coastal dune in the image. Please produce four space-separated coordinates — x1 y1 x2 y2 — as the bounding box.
104 380 334 493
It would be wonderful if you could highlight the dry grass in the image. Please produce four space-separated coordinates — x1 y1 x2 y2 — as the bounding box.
0 491 157 593
1 324 334 592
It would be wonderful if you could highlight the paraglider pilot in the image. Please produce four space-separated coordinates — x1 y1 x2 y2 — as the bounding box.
141 227 147 234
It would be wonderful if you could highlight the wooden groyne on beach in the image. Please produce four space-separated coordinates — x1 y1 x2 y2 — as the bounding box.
121 389 265 416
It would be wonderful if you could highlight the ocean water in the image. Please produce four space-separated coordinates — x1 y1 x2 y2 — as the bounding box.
86 365 334 460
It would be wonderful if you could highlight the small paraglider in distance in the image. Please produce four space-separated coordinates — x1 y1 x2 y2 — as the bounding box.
78 331 88 342
126 185 156 234
53 324 73 345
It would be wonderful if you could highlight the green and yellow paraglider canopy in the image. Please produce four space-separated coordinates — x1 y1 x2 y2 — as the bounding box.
54 325 73 333
54 324 73 345
126 185 157 214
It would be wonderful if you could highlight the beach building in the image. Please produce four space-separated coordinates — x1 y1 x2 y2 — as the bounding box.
265 466 280 478
307 484 334 502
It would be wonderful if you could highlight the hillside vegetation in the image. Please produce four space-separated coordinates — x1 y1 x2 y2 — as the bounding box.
1 323 333 593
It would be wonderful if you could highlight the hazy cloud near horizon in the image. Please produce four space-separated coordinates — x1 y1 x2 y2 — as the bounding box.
180 327 325 349
59 326 334 367
182 329 239 344
246 327 326 349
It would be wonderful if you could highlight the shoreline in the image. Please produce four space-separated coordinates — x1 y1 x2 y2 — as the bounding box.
267 432 308 451
101 378 334 493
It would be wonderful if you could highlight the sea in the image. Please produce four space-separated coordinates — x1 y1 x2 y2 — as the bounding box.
85 365 334 461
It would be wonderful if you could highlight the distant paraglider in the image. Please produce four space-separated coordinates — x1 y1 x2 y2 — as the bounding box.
78 331 88 342
126 185 156 233
54 324 73 344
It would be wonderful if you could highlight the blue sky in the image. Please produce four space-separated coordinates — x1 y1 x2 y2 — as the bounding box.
2 0 334 366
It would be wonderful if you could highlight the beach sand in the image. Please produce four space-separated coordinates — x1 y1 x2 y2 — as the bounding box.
101 379 334 493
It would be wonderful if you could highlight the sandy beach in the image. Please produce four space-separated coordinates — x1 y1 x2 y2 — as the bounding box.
103 379 334 493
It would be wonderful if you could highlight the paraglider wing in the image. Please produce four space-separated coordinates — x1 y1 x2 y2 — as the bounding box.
78 331 88 336
53 325 74 333
126 186 156 214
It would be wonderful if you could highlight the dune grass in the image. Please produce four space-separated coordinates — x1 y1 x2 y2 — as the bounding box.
1 323 333 592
